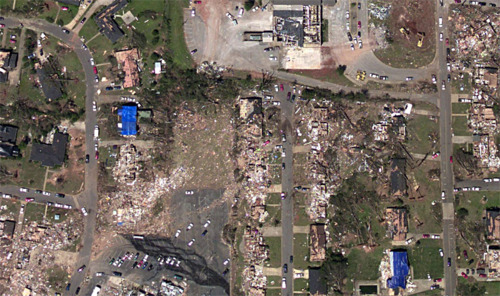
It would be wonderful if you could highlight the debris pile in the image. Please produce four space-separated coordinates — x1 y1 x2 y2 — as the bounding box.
112 144 148 185
241 226 268 296
368 2 391 20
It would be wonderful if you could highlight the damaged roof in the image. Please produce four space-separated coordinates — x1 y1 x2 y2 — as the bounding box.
30 132 68 167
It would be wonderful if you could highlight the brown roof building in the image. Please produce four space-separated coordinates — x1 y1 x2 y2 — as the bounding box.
310 224 327 262
115 48 140 88
385 207 408 241
486 209 500 240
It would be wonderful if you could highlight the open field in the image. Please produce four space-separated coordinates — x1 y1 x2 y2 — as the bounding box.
265 236 282 268
0 145 47 189
293 233 310 269
452 116 471 136
451 73 471 94
0 199 21 220
408 239 444 279
373 0 436 68
452 103 471 114
406 115 439 154
347 246 385 281
24 202 46 223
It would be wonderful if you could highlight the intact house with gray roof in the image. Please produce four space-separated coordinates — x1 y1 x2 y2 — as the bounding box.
390 158 407 197
95 0 129 43
29 132 68 167
0 124 19 158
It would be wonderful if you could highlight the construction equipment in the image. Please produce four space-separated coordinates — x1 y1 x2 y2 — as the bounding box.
400 27 410 39
417 32 425 48
356 70 366 81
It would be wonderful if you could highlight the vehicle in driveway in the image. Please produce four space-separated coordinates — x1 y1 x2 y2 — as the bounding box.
81 17 87 24
113 271 122 277
450 156 453 163
95 151 99 160
55 193 65 198
62 29 70 34
81 207 88 216
357 21 361 29
190 49 197 55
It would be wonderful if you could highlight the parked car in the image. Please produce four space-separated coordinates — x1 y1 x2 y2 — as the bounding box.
25 198 34 202
187 223 194 230
283 264 288 273
20 188 28 193
357 21 361 29
93 66 98 74
62 29 70 34
447 258 451 267
461 272 468 279
81 17 86 24
55 193 65 198
81 207 88 216
347 32 352 41
439 248 444 257
203 219 211 227
78 265 86 272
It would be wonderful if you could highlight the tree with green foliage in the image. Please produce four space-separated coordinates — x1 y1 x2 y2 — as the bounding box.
457 207 469 220
336 65 347 76
320 250 348 294
244 0 255 10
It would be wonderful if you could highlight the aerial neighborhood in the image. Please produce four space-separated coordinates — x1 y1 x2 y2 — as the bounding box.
0 0 498 295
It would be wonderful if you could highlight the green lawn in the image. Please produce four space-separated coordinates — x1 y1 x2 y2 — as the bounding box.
56 4 79 26
265 289 282 296
409 239 444 279
266 236 282 268
264 206 281 227
267 276 282 288
346 247 385 281
293 233 310 269
47 265 70 292
268 193 282 205
451 73 471 94
452 103 471 114
79 16 100 42
294 278 309 292
406 115 439 154
409 165 442 233
164 0 192 69
45 207 71 223
452 116 471 136
373 39 435 68
288 69 355 87
293 205 311 226
0 146 47 189
0 199 21 220
24 202 46 223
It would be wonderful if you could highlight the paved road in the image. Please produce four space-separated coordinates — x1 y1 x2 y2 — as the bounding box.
2 17 99 295
436 1 457 295
455 180 500 191
0 185 77 207
279 85 295 296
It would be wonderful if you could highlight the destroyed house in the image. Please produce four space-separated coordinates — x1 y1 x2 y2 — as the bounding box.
486 208 500 240
0 143 19 158
2 52 17 70
390 158 407 196
385 207 408 241
0 125 18 144
310 224 326 261
95 0 128 43
29 132 68 167
115 48 140 88
36 67 63 100
0 69 7 83
239 97 262 120
309 267 327 296
118 105 137 136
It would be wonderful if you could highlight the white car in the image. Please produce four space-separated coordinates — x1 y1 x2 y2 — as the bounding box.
42 191 51 196
185 190 194 195
226 12 233 19
273 101 281 106
269 56 277 61
442 81 446 90
188 239 195 247
281 277 286 289
439 33 443 42
223 259 230 265
439 248 444 257
438 17 442 28
493 178 500 182
405 237 414 245
431 234 440 239
187 223 194 230
441 191 445 199
96 272 104 277
175 229 181 237
483 178 492 183
463 187 470 191
20 188 28 193
406 77 414 81
94 143 98 151
346 22 350 31
191 8 195 17
358 40 363 49
472 187 480 191
81 207 88 216
90 58 95 65
350 43 355 51
274 84 279 92
20 205 24 214
203 220 211 228
369 73 379 79
346 11 349 19
92 101 97 112
238 7 244 17
64 204 72 209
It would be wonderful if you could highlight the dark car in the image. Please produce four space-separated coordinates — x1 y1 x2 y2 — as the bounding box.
39 49 43 56
222 269 229 276
190 49 198 55
113 85 121 90
113 271 122 277
291 94 296 102
80 17 86 24
347 32 352 41
55 193 65 198
78 265 86 272
447 258 451 267
0 17 4 21
283 264 288 273
66 283 71 291
62 28 70 34
286 92 291 100
142 262 148 269
105 86 113 91
357 31 361 38
463 250 468 259
75 287 81 295
358 2 361 9
201 229 208 236
134 252 140 260
85 154 89 163
147 264 154 271
35 190 43 194
289 256 293 263
132 261 138 269
282 163 285 170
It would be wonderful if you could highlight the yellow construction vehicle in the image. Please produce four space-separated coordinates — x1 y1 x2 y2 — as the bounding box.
356 70 366 81
400 27 410 39
417 32 425 48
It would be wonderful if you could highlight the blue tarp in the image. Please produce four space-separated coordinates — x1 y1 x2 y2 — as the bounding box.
118 105 137 136
387 250 409 290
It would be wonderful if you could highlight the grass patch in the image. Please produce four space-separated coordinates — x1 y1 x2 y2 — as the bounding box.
452 116 471 136
79 16 100 42
45 207 71 224
268 193 282 205
56 4 79 26
293 205 311 227
289 69 355 87
373 40 435 69
47 265 70 292
451 73 471 94
0 199 21 220
406 115 439 154
410 164 442 233
64 236 81 252
267 276 282 288
293 233 310 269
265 289 282 296
24 202 46 223
452 103 471 114
165 0 192 69
346 246 385 281
409 239 444 279
265 206 281 227
0 146 47 189
265 236 282 268
295 278 309 292
321 19 328 43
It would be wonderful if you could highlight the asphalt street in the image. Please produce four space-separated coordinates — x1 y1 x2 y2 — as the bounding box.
0 185 76 207
278 84 295 296
455 179 500 191
1 17 99 295
436 1 457 295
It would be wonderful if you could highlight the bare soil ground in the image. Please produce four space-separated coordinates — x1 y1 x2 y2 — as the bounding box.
373 0 436 68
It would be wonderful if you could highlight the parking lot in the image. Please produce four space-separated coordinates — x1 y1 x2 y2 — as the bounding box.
184 0 279 72
87 189 230 294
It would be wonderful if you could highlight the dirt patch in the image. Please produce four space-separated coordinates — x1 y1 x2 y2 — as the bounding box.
53 250 79 268
373 0 436 68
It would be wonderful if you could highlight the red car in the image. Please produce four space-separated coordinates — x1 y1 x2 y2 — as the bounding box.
461 272 468 279
194 0 202 3
434 278 442 282
445 38 449 46
422 234 430 238
479 273 487 278
25 198 34 202
357 21 361 29
95 151 99 160
463 250 468 259
279 84 284 91
0 24 5 28
9 39 16 44
93 66 98 74
450 156 453 163
61 6 69 11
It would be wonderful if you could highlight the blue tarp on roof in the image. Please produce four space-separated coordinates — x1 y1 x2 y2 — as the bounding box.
387 250 409 290
118 105 137 136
